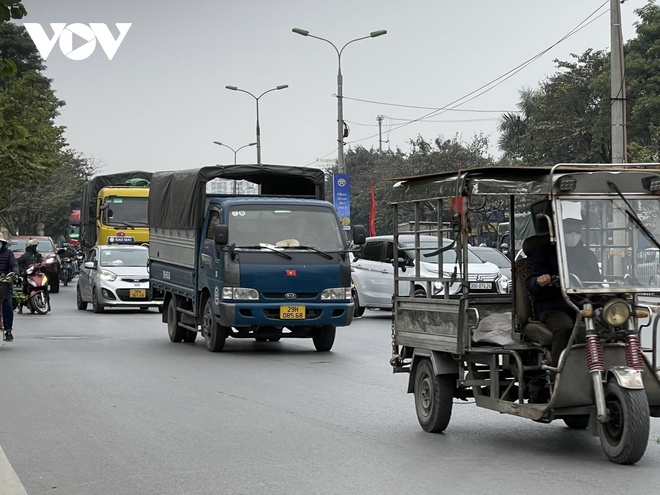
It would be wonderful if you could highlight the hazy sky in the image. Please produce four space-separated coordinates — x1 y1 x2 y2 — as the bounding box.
16 0 643 174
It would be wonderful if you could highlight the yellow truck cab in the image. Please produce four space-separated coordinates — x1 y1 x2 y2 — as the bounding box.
97 185 150 245
80 172 153 250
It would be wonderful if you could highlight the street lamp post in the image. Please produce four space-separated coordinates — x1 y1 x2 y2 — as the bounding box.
213 141 257 193
292 28 387 174
225 85 288 165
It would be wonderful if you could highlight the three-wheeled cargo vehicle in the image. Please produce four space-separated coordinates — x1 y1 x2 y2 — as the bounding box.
390 164 660 464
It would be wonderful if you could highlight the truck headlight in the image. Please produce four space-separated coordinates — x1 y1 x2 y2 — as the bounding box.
100 269 117 282
321 288 351 300
602 299 631 327
222 287 259 300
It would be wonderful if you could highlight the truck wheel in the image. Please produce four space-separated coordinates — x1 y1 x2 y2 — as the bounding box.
50 275 60 293
167 297 185 343
597 377 650 464
312 325 336 352
76 285 87 311
202 298 226 352
92 289 104 313
414 358 454 433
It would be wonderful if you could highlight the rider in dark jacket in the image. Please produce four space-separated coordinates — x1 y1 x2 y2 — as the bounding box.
0 234 20 342
18 239 43 273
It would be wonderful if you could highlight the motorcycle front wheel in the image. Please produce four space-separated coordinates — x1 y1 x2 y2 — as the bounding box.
30 291 49 315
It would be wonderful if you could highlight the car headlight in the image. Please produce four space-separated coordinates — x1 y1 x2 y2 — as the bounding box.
100 269 117 282
602 299 631 327
45 257 55 264
321 288 351 300
222 287 259 300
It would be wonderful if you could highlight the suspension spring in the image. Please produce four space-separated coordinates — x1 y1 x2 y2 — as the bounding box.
625 334 644 371
585 335 604 372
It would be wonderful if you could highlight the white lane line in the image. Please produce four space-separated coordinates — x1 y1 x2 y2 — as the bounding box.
0 445 28 495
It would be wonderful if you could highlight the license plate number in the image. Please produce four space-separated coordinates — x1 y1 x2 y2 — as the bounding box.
130 289 146 298
280 305 306 319
469 282 491 290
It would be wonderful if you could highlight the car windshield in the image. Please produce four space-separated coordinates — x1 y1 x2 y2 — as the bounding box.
102 196 148 227
557 197 660 292
227 204 346 251
402 240 483 264
99 248 148 267
8 239 54 253
473 248 511 268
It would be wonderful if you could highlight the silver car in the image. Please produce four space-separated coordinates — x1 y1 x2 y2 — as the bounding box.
76 245 163 313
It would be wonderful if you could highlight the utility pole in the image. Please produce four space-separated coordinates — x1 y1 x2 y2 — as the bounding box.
377 115 384 152
611 0 627 277
611 0 627 164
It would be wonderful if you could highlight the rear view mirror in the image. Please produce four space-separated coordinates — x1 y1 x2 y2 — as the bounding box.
83 261 96 270
396 257 407 272
214 225 229 246
352 225 366 245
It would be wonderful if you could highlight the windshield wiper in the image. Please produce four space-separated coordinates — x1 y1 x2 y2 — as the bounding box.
234 244 292 260
279 245 333 259
607 180 660 250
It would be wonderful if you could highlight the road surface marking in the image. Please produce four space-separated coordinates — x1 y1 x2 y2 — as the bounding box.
0 445 28 495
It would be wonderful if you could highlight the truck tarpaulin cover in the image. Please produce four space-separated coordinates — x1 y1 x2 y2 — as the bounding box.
81 171 153 248
148 164 326 229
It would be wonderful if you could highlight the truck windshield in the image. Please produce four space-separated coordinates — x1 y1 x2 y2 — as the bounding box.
558 197 660 292
227 204 345 251
102 197 148 227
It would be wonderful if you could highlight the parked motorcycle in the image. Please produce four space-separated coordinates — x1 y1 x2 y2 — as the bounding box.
22 261 51 314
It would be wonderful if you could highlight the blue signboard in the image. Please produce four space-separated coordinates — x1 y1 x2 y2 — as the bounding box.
333 173 350 230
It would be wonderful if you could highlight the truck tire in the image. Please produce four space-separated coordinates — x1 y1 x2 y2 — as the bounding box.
312 325 336 352
414 358 454 433
202 297 226 352
167 297 186 343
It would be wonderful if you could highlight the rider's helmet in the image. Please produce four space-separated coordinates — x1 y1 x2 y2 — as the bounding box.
26 239 39 248
500 243 509 249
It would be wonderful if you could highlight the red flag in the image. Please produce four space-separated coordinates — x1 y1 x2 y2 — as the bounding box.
369 182 376 237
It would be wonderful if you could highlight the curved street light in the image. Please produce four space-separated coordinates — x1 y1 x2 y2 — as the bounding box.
213 141 257 165
213 141 257 193
292 28 387 174
225 85 289 165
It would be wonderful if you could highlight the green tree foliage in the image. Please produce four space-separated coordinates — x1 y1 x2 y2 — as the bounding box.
0 151 98 237
0 19 95 238
498 50 609 166
342 134 494 235
499 1 660 165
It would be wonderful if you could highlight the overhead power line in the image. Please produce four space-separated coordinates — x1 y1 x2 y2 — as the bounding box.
345 1 609 146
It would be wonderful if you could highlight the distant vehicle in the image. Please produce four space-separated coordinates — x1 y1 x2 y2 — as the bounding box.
351 235 507 313
8 235 61 293
76 245 163 313
80 172 152 250
470 245 512 280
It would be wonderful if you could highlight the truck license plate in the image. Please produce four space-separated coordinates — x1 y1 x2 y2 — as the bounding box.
469 282 491 290
130 289 146 298
280 305 305 319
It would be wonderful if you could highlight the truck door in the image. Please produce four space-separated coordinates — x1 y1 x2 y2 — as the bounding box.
200 209 222 288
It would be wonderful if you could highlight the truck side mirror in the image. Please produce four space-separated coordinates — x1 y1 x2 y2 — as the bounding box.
214 225 229 246
352 225 367 245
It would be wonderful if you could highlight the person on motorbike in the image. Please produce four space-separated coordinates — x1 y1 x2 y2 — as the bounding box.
60 242 78 277
526 202 602 368
18 239 44 297
0 233 20 342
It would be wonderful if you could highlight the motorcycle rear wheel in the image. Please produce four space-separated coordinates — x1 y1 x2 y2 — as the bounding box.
30 292 49 315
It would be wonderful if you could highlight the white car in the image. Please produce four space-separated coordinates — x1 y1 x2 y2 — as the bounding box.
352 235 508 313
76 245 163 313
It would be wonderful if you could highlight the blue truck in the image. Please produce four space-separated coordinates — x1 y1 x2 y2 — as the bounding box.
148 165 364 352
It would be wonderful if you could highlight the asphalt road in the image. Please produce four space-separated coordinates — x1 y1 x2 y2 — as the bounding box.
0 282 659 495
